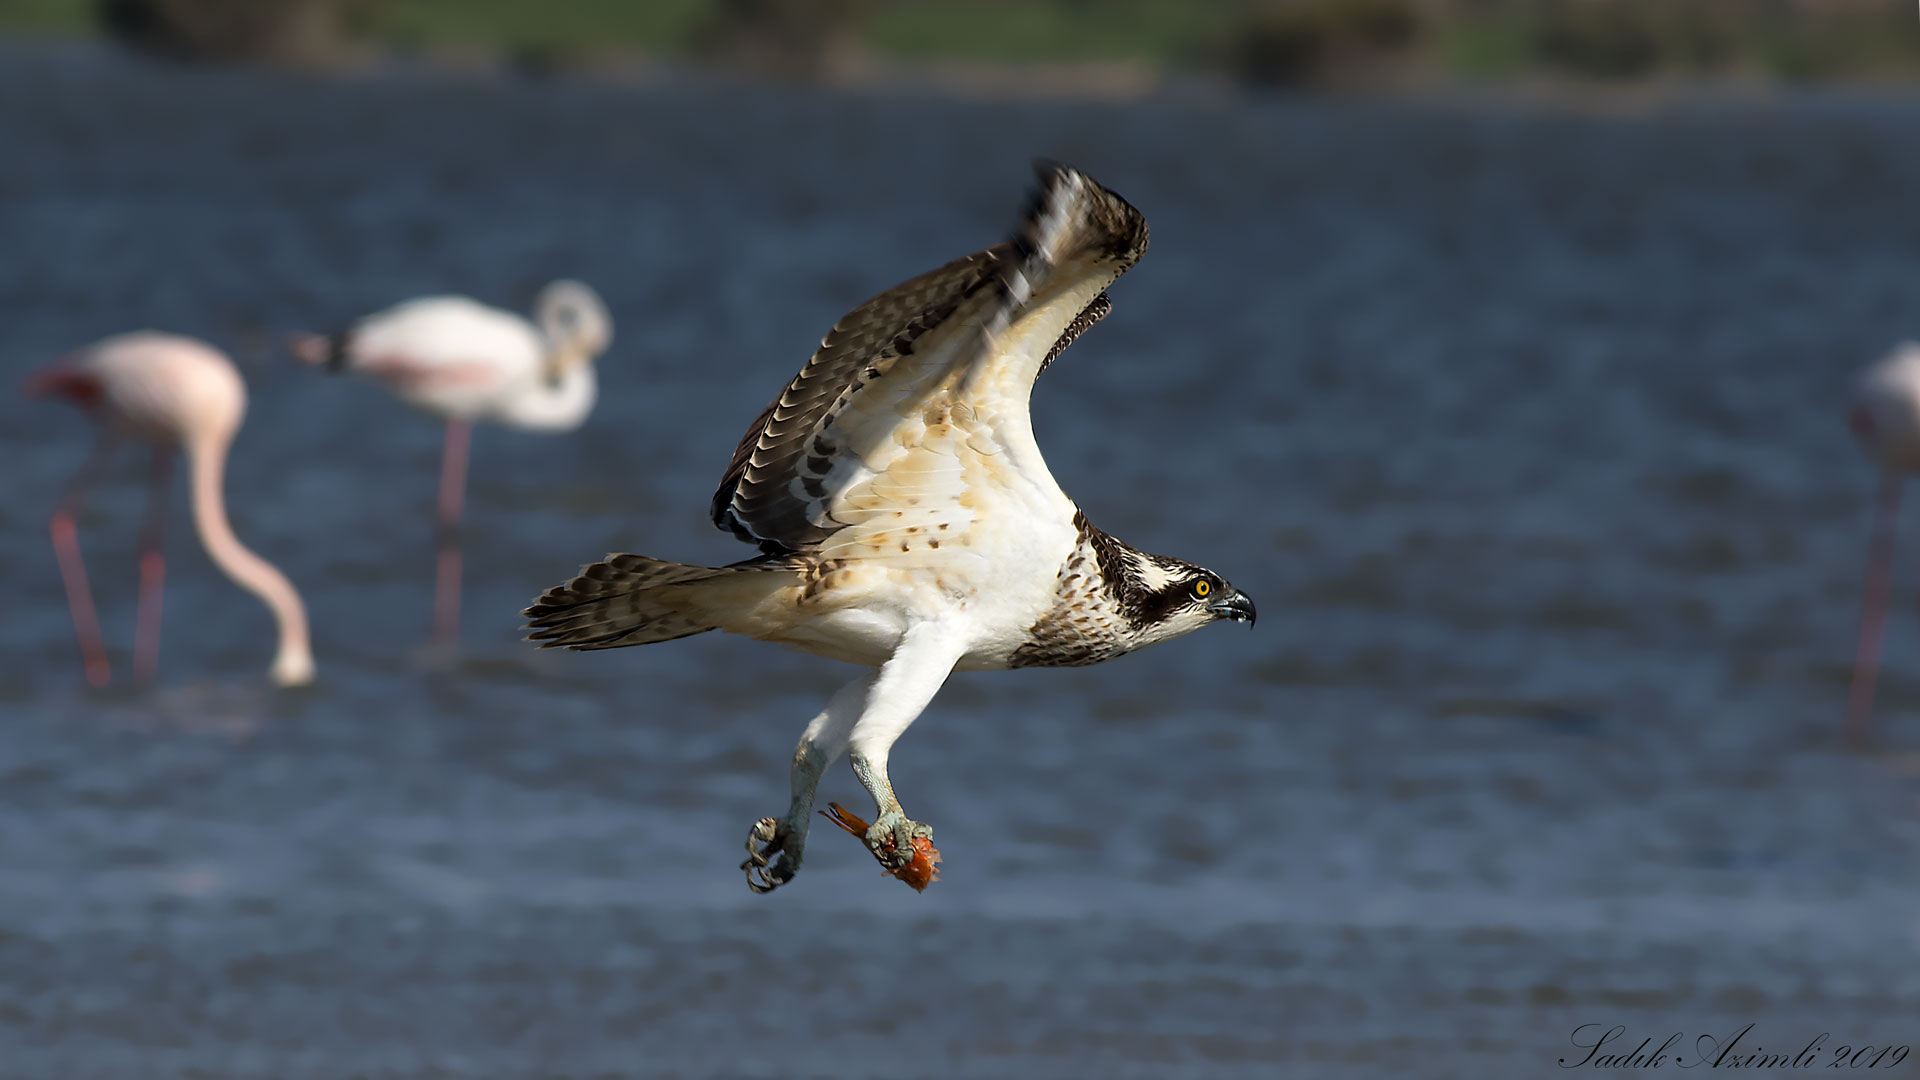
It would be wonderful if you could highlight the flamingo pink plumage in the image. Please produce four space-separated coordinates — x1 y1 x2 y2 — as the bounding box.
289 280 611 650
27 332 315 688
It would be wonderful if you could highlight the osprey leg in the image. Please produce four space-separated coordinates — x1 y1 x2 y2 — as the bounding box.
845 625 965 874
743 672 872 893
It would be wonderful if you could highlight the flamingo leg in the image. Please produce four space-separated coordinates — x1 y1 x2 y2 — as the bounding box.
432 418 472 649
49 433 118 687
132 448 175 687
1846 472 1903 749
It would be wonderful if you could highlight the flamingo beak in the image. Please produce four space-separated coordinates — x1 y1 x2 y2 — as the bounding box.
24 366 101 407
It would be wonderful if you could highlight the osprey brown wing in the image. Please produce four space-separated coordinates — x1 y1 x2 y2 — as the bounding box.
710 245 1012 550
710 160 1150 554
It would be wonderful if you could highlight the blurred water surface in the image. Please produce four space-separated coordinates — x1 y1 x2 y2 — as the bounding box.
4 45 1920 1079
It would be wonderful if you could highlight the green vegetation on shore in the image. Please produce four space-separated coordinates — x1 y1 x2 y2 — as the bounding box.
5 0 1919 87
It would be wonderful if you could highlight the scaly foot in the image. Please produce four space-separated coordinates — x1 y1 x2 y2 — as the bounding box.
821 802 941 891
741 816 803 894
864 808 932 871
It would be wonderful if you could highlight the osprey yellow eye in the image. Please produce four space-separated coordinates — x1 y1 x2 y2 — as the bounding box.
1193 580 1211 598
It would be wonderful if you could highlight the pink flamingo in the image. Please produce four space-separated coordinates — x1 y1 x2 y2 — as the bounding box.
1845 342 1920 747
27 332 315 688
289 281 611 650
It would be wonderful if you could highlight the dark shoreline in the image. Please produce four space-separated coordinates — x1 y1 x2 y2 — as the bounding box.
11 37 1920 116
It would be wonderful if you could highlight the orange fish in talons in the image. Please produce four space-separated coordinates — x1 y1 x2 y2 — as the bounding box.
821 802 941 891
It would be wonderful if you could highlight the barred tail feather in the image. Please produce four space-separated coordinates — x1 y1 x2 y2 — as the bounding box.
522 553 727 650
524 553 803 651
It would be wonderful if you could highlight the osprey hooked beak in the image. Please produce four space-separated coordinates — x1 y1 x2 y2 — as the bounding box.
1208 587 1256 627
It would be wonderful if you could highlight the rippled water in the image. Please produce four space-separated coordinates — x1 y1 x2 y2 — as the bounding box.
5 45 1920 1078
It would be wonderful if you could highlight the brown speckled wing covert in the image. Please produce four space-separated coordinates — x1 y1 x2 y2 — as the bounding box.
710 160 1149 554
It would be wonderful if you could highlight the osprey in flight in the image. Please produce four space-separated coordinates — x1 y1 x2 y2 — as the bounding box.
525 161 1255 893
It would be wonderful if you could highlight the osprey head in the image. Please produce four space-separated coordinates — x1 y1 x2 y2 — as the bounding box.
1115 549 1256 649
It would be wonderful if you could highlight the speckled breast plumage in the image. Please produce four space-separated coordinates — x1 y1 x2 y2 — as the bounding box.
1008 510 1138 668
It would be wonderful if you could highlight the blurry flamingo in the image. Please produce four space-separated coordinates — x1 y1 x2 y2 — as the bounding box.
1844 342 1920 747
27 332 316 688
290 281 611 650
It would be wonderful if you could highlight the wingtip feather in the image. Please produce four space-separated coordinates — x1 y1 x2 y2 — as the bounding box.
1010 159 1149 287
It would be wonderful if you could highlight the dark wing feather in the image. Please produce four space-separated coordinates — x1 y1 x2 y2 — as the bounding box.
1039 290 1110 377
711 160 1149 553
709 245 1012 549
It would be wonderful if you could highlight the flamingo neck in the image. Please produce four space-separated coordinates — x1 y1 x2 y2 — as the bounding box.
499 357 597 431
185 434 315 686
